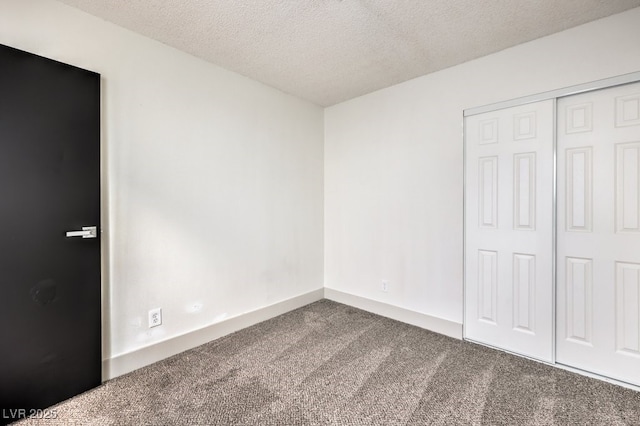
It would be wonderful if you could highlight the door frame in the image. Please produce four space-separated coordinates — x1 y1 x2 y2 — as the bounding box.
464 71 640 118
462 70 640 389
99 77 108 382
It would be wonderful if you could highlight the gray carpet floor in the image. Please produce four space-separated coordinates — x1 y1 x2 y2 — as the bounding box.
16 300 640 425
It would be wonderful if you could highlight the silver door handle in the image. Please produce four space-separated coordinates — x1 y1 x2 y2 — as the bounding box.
66 226 97 238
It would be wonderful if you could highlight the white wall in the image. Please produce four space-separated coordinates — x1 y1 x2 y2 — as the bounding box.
0 0 324 361
324 7 640 325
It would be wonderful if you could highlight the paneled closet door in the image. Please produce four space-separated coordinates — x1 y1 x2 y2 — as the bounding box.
557 82 640 386
465 100 554 362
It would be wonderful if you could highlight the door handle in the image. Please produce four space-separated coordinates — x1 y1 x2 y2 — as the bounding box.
66 226 97 239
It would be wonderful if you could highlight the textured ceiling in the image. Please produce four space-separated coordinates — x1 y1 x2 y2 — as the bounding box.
58 0 640 106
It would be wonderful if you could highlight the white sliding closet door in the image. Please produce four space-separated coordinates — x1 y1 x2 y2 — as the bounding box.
465 100 554 362
557 82 640 386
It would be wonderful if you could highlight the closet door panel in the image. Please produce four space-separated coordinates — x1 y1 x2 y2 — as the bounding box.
557 81 640 386
465 100 554 362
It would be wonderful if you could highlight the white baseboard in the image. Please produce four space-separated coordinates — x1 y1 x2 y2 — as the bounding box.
103 288 324 380
324 288 462 340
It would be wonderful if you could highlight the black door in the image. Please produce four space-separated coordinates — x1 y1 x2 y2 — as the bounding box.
0 44 101 424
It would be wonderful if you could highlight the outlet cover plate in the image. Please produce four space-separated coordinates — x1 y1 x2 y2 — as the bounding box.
149 308 162 328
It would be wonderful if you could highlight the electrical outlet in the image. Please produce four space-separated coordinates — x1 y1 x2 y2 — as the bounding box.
149 308 162 328
381 280 389 292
